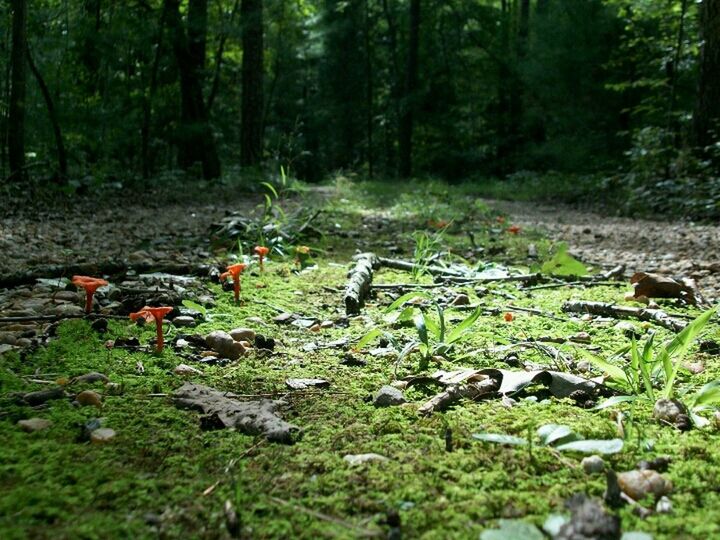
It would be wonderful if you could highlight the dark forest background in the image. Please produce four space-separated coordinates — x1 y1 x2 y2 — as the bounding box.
2 0 720 216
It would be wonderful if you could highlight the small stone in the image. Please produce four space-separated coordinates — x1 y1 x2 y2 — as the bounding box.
90 428 116 444
173 316 197 328
71 372 109 385
343 453 389 466
229 328 256 342
617 469 672 501
238 340 252 349
273 312 295 324
245 316 264 325
373 385 406 407
105 382 123 395
653 398 690 430
576 360 593 373
656 496 673 514
76 390 103 408
174 364 203 376
569 332 591 344
18 418 52 432
176 338 190 349
90 318 108 333
309 323 322 333
320 320 334 329
205 330 246 360
53 304 85 317
451 294 470 306
582 455 605 474
255 334 275 350
286 378 330 390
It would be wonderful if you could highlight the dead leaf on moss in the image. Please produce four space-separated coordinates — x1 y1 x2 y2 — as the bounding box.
630 272 697 304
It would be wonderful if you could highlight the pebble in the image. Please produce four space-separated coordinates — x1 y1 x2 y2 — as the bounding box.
245 316 264 325
451 294 471 306
205 330 246 360
653 398 691 430
309 323 321 333
656 496 673 514
617 469 672 501
174 364 203 376
71 372 109 385
343 453 389 466
229 328 256 342
76 390 103 408
320 320 334 329
173 316 197 328
569 332 591 344
373 385 406 407
176 338 190 349
53 304 85 317
105 382 123 395
90 428 116 444
17 418 52 432
286 378 329 390
581 455 605 474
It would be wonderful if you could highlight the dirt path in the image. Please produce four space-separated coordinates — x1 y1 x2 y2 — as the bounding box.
493 199 720 302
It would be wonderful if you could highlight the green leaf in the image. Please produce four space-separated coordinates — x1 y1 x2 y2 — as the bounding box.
414 313 429 347
691 380 720 409
423 310 442 341
480 520 544 540
472 433 528 446
555 438 624 454
593 395 639 410
446 306 483 344
354 328 382 351
261 181 279 198
541 243 588 276
384 292 430 313
181 299 207 317
577 349 630 387
385 306 415 324
537 424 578 446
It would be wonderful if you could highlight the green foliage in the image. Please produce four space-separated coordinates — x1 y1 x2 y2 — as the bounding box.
541 243 588 277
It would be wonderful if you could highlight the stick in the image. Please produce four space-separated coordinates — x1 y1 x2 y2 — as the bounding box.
562 300 687 332
345 253 380 315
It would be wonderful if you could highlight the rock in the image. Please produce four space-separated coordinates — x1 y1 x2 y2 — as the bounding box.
71 372 109 385
90 318 108 333
556 495 621 540
0 332 18 345
373 385 406 407
343 453 389 466
22 386 65 406
76 390 103 408
176 338 190 349
174 364 203 376
245 316 264 325
173 316 197 328
17 418 52 432
309 323 321 332
229 328 256 342
582 455 605 474
320 320 334 329
238 340 252 349
105 382 123 395
205 330 246 360
53 304 84 317
653 398 691 430
273 312 295 324
255 334 275 350
90 428 116 444
569 332 592 344
451 294 470 306
656 496 673 514
15 338 32 347
576 360 593 373
286 378 330 390
617 469 672 501
614 321 641 338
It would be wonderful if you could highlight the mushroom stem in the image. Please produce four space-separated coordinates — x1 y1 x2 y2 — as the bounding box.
233 280 240 303
155 319 165 352
84 292 94 314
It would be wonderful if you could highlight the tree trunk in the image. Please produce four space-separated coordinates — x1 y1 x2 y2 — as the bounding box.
241 0 264 167
398 0 420 178
207 0 240 112
693 0 720 149
26 45 68 182
364 0 374 178
8 0 27 181
166 0 220 179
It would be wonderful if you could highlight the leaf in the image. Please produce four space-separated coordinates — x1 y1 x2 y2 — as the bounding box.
414 314 429 347
354 328 382 351
660 304 718 398
182 299 207 317
446 306 483 344
577 349 629 387
555 438 624 454
423 310 442 341
384 292 431 313
260 181 279 198
537 424 578 446
690 380 720 409
480 520 544 540
472 433 528 446
385 306 415 324
593 395 638 410
541 243 588 276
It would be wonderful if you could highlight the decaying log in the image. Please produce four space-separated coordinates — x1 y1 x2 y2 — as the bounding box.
562 300 687 332
344 253 380 315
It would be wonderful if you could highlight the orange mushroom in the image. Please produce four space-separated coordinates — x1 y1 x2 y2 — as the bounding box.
504 312 514 322
129 306 174 352
507 225 521 235
220 263 247 302
71 275 109 313
254 246 270 271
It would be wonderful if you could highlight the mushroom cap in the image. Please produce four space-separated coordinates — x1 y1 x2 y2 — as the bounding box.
71 275 109 293
129 306 173 322
254 246 270 257
220 263 248 281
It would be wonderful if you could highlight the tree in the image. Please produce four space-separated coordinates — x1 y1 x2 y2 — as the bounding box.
398 0 420 178
693 0 720 149
166 0 221 179
8 0 27 180
241 0 264 167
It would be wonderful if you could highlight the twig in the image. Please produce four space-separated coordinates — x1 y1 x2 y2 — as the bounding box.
524 281 627 292
562 300 687 332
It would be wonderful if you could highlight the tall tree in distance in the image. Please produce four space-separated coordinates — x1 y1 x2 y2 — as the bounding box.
693 0 720 150
398 0 420 178
166 0 221 179
8 0 27 180
241 0 264 167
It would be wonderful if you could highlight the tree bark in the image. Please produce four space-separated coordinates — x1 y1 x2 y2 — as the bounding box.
26 45 68 182
207 0 241 112
241 0 264 167
693 0 720 149
166 0 221 179
398 0 420 178
8 0 27 181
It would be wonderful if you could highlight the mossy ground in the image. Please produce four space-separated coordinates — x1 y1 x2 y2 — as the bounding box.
1 179 719 539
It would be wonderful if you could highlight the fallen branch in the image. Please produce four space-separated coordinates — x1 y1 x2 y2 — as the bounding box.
344 253 380 315
378 257 468 278
562 300 687 332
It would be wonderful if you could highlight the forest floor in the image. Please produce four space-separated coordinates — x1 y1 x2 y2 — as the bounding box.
1 178 720 539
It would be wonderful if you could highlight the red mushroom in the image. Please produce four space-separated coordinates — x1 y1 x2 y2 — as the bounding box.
507 225 521 235
220 263 247 302
254 246 270 271
129 306 174 352
71 275 109 313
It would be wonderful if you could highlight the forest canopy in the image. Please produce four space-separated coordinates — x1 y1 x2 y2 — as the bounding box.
1 0 719 209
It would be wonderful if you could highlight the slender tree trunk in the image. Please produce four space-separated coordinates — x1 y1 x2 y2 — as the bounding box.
207 0 240 112
693 0 720 149
166 0 220 179
364 0 374 178
241 0 264 167
8 0 27 181
398 0 420 178
666 0 689 139
26 45 67 181
496 0 511 171
381 0 400 174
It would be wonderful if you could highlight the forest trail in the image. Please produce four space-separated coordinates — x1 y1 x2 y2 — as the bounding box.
491 199 720 301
